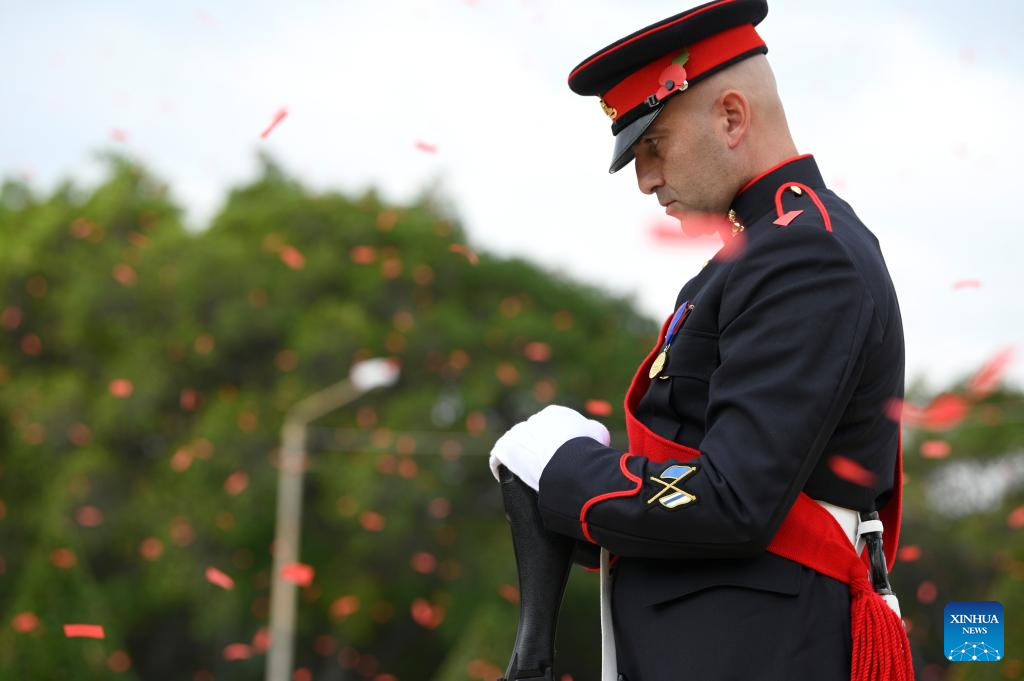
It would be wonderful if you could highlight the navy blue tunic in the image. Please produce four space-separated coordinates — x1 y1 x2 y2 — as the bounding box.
537 154 905 680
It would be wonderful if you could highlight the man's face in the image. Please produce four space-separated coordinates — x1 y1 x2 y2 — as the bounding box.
630 92 729 224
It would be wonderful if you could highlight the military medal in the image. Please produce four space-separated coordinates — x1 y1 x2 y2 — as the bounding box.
649 300 694 379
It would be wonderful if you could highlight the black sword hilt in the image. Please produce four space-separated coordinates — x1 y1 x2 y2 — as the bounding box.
860 510 894 597
497 464 575 681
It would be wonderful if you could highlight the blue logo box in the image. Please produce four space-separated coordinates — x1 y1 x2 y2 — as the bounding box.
944 601 1004 662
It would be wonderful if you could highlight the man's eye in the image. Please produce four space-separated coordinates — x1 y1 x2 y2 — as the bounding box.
645 138 660 148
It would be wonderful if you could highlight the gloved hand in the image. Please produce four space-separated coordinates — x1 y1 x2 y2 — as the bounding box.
489 405 611 491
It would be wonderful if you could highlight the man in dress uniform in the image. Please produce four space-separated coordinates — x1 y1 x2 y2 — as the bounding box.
489 1 914 680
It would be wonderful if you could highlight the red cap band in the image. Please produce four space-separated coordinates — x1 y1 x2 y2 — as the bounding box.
602 23 766 120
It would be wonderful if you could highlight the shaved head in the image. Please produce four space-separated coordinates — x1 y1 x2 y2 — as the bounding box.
632 54 798 226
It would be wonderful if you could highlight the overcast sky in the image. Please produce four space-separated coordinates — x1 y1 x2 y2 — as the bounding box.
4 0 1024 395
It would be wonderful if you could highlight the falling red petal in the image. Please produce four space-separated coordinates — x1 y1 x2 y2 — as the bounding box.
109 379 134 398
76 505 104 527
448 243 479 265
12 612 39 633
584 399 613 417
922 393 969 430
952 279 982 289
919 439 951 459
330 595 361 619
410 552 437 574
415 140 438 153
223 643 252 661
524 342 551 361
966 346 1015 399
897 545 921 562
498 584 519 604
410 598 445 629
916 580 937 604
205 567 235 590
224 470 249 495
827 454 878 487
251 627 271 652
260 108 288 139
360 511 386 532
279 246 305 269
64 624 105 639
1008 505 1024 529
281 562 315 587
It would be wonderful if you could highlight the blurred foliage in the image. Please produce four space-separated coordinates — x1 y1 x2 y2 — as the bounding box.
0 153 1020 680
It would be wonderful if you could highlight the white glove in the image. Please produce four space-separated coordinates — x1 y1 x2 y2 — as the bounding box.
488 405 611 491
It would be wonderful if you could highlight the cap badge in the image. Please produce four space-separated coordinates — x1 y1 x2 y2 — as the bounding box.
646 49 690 108
599 98 618 120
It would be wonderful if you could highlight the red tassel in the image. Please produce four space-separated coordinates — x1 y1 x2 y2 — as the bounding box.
849 576 915 680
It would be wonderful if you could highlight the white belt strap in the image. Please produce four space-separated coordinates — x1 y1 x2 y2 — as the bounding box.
599 547 618 681
812 498 902 618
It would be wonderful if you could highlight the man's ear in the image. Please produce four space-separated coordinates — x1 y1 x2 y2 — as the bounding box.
718 89 750 150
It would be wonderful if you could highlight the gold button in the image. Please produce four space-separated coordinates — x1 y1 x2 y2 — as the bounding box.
790 185 803 196
701 259 709 268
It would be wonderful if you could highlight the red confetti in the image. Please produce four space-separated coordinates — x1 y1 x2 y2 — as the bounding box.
110 129 128 143
524 342 551 362
224 470 249 496
498 584 519 604
64 624 105 639
139 537 164 561
113 263 137 286
415 140 438 154
251 627 271 652
1 306 23 330
916 580 937 604
12 612 39 633
107 649 131 673
279 246 305 269
223 643 252 661
280 562 314 587
827 454 878 487
410 552 437 574
967 346 1015 399
109 379 134 398
75 505 104 527
180 388 201 411
205 567 235 590
427 497 451 519
897 545 921 562
921 393 969 430
952 279 982 289
360 511 386 532
448 243 478 265
351 245 377 264
260 107 288 139
919 439 951 459
330 595 361 619
1008 505 1024 529
50 548 77 569
410 598 445 629
773 209 803 227
584 399 613 417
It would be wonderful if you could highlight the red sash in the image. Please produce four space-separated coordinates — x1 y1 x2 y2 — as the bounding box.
621 311 914 681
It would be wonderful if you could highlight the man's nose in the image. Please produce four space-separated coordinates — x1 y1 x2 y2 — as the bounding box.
635 157 663 195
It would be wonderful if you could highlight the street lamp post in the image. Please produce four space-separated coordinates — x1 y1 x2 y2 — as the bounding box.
265 358 400 681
